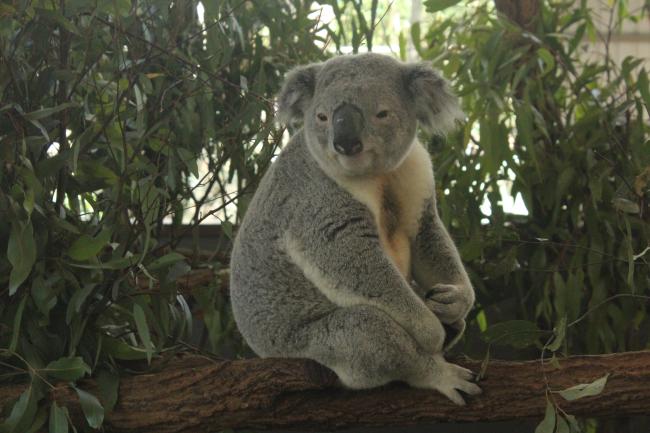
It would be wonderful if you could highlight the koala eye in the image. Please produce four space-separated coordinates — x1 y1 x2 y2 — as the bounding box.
376 110 389 119
317 113 328 122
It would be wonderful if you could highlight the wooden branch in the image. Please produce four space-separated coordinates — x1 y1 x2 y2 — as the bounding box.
2 351 650 432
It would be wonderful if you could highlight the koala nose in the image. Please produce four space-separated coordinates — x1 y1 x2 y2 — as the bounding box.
332 103 364 156
334 139 363 156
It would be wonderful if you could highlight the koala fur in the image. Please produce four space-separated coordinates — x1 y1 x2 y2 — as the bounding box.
230 53 481 405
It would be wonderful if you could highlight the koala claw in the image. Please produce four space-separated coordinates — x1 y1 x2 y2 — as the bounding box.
425 284 471 324
425 283 459 304
432 360 482 406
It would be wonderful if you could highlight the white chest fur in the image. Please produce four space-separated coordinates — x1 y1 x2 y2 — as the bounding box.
337 141 435 278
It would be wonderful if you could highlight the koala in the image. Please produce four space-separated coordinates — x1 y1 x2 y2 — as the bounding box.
229 53 481 405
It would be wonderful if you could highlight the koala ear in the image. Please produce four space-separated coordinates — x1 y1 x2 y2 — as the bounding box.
276 63 322 125
403 63 464 134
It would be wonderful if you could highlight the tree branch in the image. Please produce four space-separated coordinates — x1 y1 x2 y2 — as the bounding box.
1 351 650 432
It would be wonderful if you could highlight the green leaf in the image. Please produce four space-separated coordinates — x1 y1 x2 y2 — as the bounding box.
638 69 650 117
424 0 462 13
68 255 137 270
96 370 119 413
24 405 47 433
611 197 640 214
483 320 544 348
102 336 148 361
558 374 609 401
553 272 568 318
556 414 571 433
22 103 76 121
0 385 39 433
65 284 95 324
547 316 567 352
44 356 91 382
476 309 487 332
51 217 81 235
48 402 69 433
76 160 119 185
9 295 28 352
534 399 556 433
564 414 581 432
557 166 576 199
74 388 104 429
176 148 199 178
23 187 34 215
221 221 233 239
133 304 153 363
146 252 186 271
537 48 556 76
410 22 422 56
176 294 193 338
477 348 490 381
1 388 30 432
7 220 37 295
398 31 407 61
67 229 111 261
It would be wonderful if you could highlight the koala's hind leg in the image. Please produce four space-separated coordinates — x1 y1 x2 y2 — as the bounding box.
295 304 481 405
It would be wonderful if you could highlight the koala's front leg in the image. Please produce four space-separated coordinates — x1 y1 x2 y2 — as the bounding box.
412 199 475 327
283 211 446 355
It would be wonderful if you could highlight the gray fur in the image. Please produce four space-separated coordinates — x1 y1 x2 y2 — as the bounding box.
230 53 479 405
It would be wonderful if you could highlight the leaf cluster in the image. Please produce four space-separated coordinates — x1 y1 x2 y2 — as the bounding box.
0 0 328 431
419 0 649 357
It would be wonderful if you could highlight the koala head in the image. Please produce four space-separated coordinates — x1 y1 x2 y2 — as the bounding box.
277 53 463 178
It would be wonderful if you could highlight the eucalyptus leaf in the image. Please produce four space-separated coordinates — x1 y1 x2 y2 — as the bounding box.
96 370 119 413
48 402 69 433
24 405 47 433
0 385 40 433
44 356 91 381
22 102 76 121
133 303 153 363
9 295 28 352
558 374 609 401
7 221 37 295
556 414 571 433
424 0 462 13
639 68 650 116
147 252 186 271
537 48 556 76
74 388 104 429
611 197 640 214
483 320 544 349
534 399 556 433
564 414 581 432
67 229 111 261
0 387 32 432
102 336 148 361
547 316 567 352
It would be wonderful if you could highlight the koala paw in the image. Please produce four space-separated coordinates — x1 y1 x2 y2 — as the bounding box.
432 360 482 406
425 283 472 324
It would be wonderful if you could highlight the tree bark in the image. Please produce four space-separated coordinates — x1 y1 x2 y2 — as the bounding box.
1 351 650 432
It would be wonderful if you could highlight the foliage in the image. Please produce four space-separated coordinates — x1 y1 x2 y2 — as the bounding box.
317 0 400 53
418 1 649 430
0 0 328 430
416 0 649 356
